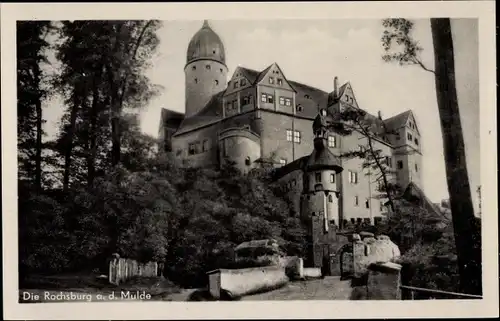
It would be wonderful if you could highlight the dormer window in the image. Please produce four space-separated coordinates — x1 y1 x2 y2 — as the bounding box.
269 77 274 84
277 78 283 85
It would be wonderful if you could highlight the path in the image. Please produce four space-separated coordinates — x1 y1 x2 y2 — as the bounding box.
243 276 352 300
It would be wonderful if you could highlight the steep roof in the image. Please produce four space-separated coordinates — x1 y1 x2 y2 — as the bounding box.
401 181 445 222
383 110 412 131
160 108 184 129
304 146 343 173
174 90 225 135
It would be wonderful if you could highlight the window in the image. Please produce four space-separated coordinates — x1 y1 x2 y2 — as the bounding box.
240 79 246 86
194 78 198 84
330 173 335 183
297 105 303 112
234 82 239 89
277 78 283 85
286 130 293 142
279 97 285 105
364 218 371 224
232 100 237 110
354 196 359 206
348 170 358 184
415 163 418 172
350 218 356 224
357 218 362 224
328 135 336 148
365 199 370 209
192 66 196 71
269 77 274 84
188 143 196 155
328 195 333 203
407 133 412 141
304 94 310 99
202 139 209 152
213 50 216 54
206 65 211 70
261 93 267 102
267 95 274 104
215 80 219 85
285 98 292 106
397 160 403 169
379 201 384 211
220 68 223 73
415 138 419 146
294 131 301 143
385 156 392 167
279 159 287 166
315 172 322 182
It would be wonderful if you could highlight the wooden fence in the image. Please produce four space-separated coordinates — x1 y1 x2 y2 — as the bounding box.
108 256 159 285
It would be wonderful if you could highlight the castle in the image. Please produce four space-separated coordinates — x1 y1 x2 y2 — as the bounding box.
158 20 423 274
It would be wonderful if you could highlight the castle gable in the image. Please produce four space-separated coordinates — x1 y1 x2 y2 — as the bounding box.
226 67 255 95
255 63 295 92
383 110 412 131
336 82 359 109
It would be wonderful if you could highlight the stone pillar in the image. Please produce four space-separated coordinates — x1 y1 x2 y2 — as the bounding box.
366 262 402 300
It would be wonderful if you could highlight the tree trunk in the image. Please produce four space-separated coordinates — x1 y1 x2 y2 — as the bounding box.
35 89 43 192
63 91 80 191
430 18 482 295
87 66 102 187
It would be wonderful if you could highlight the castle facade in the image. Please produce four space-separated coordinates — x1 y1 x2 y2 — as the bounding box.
159 21 423 273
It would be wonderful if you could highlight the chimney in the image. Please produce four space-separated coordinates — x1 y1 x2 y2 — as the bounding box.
333 77 339 98
378 110 383 120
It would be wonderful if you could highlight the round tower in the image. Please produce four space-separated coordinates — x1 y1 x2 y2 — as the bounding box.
185 20 228 118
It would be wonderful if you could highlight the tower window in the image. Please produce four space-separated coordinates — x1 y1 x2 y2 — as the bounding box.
194 78 198 83
269 77 274 84
328 136 336 148
220 68 223 73
330 173 335 183
215 80 219 85
328 195 333 203
348 170 358 184
415 163 418 172
397 160 403 169
365 199 370 209
206 64 211 70
294 130 301 143
315 172 322 182
192 66 196 71
297 105 303 112
277 78 283 85
354 196 359 206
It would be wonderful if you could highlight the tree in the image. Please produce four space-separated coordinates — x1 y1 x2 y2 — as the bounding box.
382 18 481 295
327 108 401 213
17 21 53 191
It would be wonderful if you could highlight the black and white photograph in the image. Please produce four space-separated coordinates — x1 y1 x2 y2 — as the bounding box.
2 1 497 320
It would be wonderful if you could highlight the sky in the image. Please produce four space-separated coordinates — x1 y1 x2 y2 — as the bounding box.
42 18 480 211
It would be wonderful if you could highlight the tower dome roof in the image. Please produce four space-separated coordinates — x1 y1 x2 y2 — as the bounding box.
186 20 226 66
